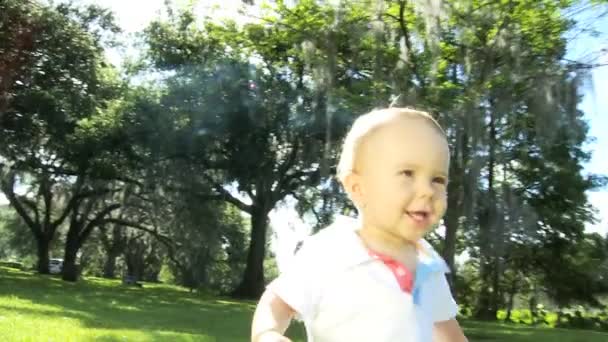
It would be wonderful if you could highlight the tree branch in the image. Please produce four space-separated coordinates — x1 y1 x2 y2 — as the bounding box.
395 0 426 90
98 224 112 250
20 196 40 225
275 168 323 202
290 190 323 226
52 173 86 227
274 141 300 193
51 184 121 227
100 218 178 259
46 165 144 188
80 203 122 244
200 173 252 213
0 171 41 238
41 177 53 228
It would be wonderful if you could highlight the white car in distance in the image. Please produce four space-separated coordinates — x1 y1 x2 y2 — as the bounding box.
49 258 63 274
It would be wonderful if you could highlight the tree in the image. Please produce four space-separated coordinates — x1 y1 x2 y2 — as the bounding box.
138 2 366 297
0 0 38 117
99 219 128 278
0 205 37 262
0 0 126 276
164 187 248 292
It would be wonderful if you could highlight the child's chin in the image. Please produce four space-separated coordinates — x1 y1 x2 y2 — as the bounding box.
398 225 428 242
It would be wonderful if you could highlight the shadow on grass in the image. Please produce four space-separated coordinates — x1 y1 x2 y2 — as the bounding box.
0 267 268 340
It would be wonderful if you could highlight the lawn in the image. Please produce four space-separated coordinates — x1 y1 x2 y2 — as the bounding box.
0 267 607 341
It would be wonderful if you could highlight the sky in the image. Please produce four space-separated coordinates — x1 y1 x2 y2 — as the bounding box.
566 8 608 235
1 0 606 243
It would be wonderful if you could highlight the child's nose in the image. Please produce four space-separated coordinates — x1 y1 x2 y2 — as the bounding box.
415 179 434 198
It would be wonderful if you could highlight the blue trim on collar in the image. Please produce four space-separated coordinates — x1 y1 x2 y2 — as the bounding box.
413 255 450 305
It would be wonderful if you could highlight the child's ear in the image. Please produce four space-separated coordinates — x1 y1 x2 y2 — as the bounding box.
342 171 365 207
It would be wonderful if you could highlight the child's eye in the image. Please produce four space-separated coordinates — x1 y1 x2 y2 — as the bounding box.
433 177 447 185
401 170 414 177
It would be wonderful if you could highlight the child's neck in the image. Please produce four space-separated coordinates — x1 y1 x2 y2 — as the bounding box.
357 223 418 264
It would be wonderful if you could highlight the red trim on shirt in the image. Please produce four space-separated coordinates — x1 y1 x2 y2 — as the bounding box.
368 250 414 294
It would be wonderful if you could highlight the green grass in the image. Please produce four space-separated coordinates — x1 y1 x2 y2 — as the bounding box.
462 320 608 341
0 267 303 342
0 267 607 341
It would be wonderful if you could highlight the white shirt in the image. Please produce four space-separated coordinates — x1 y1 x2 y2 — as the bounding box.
267 216 459 342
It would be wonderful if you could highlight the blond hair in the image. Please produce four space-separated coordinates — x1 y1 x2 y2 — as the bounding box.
336 107 446 182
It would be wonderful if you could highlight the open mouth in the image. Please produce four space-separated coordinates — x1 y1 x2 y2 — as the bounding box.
406 211 430 223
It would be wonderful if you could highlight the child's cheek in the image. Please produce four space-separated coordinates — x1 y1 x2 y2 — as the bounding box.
434 198 448 221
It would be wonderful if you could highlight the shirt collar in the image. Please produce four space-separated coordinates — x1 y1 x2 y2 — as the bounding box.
331 215 451 275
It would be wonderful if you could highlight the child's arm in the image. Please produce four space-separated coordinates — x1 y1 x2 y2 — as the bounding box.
251 289 296 342
432 318 468 342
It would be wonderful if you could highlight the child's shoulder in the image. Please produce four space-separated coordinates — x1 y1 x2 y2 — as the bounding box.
299 216 359 250
417 239 451 274
291 216 370 270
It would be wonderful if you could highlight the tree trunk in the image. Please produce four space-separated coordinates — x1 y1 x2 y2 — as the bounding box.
505 279 518 322
475 106 499 321
491 246 503 315
101 225 126 279
36 236 51 274
442 204 459 294
62 230 80 282
443 125 471 294
488 105 503 318
443 182 461 288
143 249 162 282
475 265 495 320
529 288 538 324
103 251 119 278
125 255 136 278
144 268 161 283
557 307 564 327
125 257 138 279
474 193 495 320
233 205 270 298
125 242 146 280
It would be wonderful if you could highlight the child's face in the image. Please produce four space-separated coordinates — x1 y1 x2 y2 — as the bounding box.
352 117 450 242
